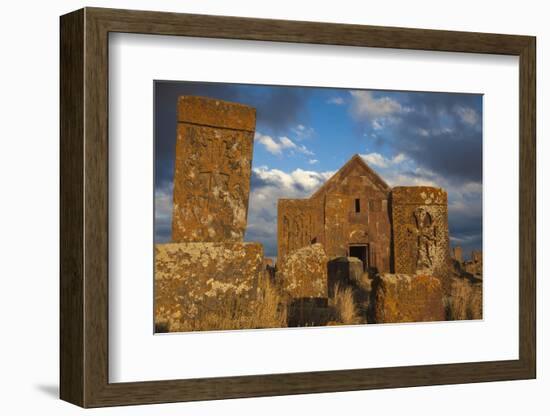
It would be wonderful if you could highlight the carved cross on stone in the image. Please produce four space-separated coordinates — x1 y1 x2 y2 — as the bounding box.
406 207 438 271
171 96 256 242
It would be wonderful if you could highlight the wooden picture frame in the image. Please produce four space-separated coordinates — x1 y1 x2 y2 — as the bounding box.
60 7 536 408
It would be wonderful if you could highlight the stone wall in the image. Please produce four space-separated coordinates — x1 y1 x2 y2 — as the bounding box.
172 96 256 242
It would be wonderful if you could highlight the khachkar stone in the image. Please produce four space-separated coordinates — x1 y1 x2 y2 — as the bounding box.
155 242 263 332
391 186 450 292
172 96 256 242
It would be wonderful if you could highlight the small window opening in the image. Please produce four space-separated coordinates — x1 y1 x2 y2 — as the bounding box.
355 198 361 213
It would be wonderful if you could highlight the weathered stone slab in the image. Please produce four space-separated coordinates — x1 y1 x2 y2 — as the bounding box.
372 273 445 323
154 242 263 332
327 257 363 296
172 96 256 242
391 187 450 290
277 243 328 299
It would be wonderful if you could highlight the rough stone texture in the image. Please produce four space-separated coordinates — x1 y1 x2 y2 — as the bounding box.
391 187 450 291
277 199 321 263
277 155 391 272
372 273 445 323
327 257 364 296
452 246 463 263
172 96 256 242
154 242 263 332
277 243 328 299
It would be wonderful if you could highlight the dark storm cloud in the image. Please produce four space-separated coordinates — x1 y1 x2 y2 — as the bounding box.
358 91 483 184
155 81 310 188
449 215 483 260
397 93 482 183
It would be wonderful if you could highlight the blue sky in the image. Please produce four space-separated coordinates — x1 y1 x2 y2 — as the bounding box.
154 81 483 260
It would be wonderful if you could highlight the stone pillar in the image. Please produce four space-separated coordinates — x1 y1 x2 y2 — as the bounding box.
452 246 463 263
172 96 256 242
391 186 450 281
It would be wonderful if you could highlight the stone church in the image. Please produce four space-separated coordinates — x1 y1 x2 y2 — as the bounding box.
277 154 450 279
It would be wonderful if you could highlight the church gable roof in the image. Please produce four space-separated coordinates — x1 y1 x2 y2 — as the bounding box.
310 154 390 199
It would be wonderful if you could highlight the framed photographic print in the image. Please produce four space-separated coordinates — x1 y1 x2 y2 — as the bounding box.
60 7 536 408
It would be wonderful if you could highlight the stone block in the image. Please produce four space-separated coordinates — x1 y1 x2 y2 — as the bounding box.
172 96 256 243
277 243 328 299
372 273 445 323
327 256 363 296
154 242 263 332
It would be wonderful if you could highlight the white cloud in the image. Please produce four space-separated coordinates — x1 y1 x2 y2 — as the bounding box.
254 132 283 155
309 159 319 165
350 90 402 120
455 106 480 126
255 132 314 156
327 96 345 105
360 152 408 169
154 181 174 242
416 128 430 137
279 136 297 149
291 124 315 140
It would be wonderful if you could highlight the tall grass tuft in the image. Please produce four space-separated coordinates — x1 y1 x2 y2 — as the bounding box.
330 283 360 325
171 277 287 332
447 277 483 321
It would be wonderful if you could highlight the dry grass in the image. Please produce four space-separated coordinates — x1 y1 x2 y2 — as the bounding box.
170 277 287 332
446 277 483 321
329 283 361 325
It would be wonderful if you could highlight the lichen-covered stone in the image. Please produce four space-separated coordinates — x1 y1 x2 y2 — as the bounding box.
391 186 451 295
154 242 263 332
327 257 363 296
372 273 445 323
278 243 328 299
172 96 256 243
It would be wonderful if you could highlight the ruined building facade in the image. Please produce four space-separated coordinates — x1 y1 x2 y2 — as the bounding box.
278 155 450 279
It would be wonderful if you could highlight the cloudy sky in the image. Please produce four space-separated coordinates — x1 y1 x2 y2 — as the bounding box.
154 81 483 260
